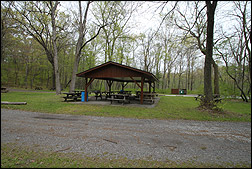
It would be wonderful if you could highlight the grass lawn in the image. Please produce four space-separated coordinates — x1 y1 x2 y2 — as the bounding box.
1 143 250 168
1 91 251 122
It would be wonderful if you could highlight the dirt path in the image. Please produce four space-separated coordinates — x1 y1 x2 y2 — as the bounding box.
1 108 251 165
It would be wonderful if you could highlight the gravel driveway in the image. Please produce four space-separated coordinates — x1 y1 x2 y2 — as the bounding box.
1 108 251 165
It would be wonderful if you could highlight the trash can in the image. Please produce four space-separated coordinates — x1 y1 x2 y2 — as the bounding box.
81 91 88 102
179 89 184 95
179 89 187 95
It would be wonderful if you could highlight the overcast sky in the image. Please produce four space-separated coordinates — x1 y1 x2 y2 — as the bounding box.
58 1 251 36
59 1 165 34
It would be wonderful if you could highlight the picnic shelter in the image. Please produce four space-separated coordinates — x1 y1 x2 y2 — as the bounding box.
76 61 158 104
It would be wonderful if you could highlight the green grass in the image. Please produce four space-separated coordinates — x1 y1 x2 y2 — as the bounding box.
1 91 251 122
1 143 250 168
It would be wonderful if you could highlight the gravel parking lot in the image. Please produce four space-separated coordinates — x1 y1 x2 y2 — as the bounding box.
1 108 251 165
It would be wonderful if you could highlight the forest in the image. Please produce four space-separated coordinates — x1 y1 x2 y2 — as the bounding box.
1 1 251 102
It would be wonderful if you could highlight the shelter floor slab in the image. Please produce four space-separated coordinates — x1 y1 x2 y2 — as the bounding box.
71 96 160 108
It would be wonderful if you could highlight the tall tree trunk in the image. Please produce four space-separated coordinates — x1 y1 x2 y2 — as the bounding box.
203 1 217 106
69 1 90 92
25 63 29 89
51 1 61 95
212 59 219 94
187 58 190 90
44 48 56 89
69 1 106 92
167 69 171 89
190 59 194 91
172 67 177 88
162 66 166 89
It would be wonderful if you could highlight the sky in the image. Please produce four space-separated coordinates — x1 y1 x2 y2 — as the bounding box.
59 1 163 34
58 1 250 36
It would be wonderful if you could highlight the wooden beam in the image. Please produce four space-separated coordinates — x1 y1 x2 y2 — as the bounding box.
121 82 129 90
86 78 95 88
130 77 141 88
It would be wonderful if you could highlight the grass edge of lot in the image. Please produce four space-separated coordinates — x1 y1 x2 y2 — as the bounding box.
1 91 251 122
1 143 251 168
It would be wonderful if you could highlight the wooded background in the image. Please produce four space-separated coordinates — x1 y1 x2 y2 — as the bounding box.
1 1 251 102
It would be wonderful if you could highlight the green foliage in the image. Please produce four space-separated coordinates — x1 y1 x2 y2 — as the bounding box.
219 81 240 96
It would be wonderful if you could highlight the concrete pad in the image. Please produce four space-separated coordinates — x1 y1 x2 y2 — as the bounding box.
71 96 160 108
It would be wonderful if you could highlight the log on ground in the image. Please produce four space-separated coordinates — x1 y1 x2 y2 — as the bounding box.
1 101 27 105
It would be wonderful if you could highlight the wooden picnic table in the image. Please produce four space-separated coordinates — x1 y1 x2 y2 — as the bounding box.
94 91 132 100
63 92 81 102
101 91 115 99
118 90 132 95
92 90 103 100
91 90 116 100
195 94 222 103
107 93 131 105
135 92 158 104
143 92 157 103
194 94 204 100
1 87 9 93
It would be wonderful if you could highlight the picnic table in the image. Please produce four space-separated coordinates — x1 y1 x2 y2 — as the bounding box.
1 87 9 93
194 94 204 101
93 90 133 101
135 92 158 104
195 94 222 103
118 90 132 95
92 90 104 100
107 93 131 105
63 91 83 102
101 91 116 100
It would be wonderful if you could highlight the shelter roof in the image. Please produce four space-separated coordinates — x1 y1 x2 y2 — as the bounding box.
76 61 158 82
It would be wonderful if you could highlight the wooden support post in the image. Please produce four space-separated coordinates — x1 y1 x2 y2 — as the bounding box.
85 78 88 102
85 78 94 101
141 77 144 104
106 80 113 96
149 81 151 93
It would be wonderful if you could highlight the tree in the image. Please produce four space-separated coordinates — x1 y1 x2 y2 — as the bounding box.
1 2 16 84
8 1 72 91
174 1 219 108
174 1 220 95
159 20 179 89
203 1 217 107
92 1 137 62
215 1 251 102
69 1 107 92
50 1 61 94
